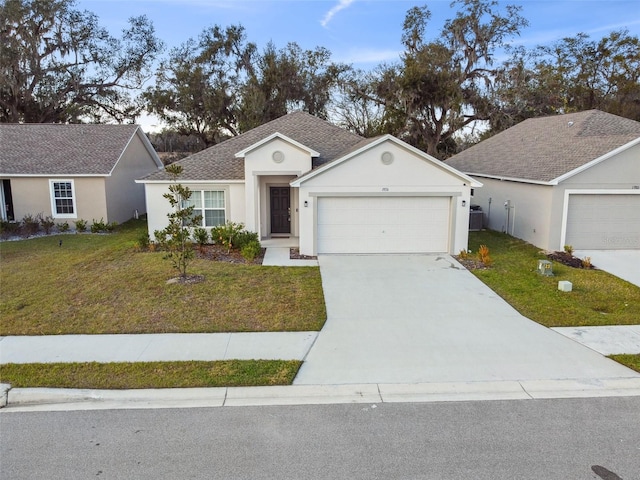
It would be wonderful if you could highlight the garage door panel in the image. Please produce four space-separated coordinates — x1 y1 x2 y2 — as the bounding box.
317 197 450 254
566 194 640 249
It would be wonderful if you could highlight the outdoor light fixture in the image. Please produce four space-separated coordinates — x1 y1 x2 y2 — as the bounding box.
304 200 308 207
462 200 466 206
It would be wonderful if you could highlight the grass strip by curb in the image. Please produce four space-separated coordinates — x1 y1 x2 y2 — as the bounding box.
609 355 640 374
0 360 302 389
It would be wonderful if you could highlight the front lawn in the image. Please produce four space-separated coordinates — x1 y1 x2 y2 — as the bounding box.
0 219 326 335
0 360 301 389
467 230 640 327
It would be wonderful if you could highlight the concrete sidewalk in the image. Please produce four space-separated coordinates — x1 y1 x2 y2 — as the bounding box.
262 247 318 267
260 240 319 267
552 326 640 355
0 332 318 364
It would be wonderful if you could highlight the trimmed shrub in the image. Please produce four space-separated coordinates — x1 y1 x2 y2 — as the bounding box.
40 214 55 234
192 227 209 247
233 230 260 250
241 240 262 263
75 219 88 232
21 214 40 237
211 221 244 253
91 218 107 233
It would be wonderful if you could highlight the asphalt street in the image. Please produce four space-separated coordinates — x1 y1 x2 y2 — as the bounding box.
2 397 639 479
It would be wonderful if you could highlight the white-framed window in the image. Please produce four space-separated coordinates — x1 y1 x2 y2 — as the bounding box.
49 180 77 218
188 190 226 227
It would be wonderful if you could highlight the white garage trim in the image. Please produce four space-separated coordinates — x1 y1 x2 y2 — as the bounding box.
316 196 453 254
561 189 640 249
308 191 462 197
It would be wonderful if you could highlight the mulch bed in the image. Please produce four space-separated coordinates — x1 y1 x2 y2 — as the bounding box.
195 244 265 264
454 257 490 270
290 248 317 260
546 251 594 269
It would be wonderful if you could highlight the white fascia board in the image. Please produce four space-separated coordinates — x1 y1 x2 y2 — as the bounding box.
136 127 164 168
464 172 552 186
291 134 483 187
550 136 640 185
234 132 320 158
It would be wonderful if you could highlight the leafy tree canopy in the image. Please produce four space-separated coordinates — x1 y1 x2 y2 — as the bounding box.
144 25 348 147
0 0 163 123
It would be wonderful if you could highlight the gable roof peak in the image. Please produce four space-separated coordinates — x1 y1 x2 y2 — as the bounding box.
141 111 366 182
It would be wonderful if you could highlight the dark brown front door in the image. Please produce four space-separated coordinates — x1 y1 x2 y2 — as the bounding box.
270 187 290 234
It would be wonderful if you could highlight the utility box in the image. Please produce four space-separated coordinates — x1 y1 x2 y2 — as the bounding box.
537 260 553 276
558 280 573 292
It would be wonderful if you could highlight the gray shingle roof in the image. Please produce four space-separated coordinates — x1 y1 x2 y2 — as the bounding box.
446 110 640 183
142 111 365 181
0 124 142 176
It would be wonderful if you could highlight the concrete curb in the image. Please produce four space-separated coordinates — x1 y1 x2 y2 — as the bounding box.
0 383 10 407
3 377 640 412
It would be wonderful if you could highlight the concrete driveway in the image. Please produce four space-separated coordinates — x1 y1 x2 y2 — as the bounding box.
574 250 640 287
294 255 638 385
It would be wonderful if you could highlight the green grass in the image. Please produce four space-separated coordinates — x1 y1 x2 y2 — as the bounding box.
0 219 326 335
0 360 301 389
467 230 640 327
609 355 640 374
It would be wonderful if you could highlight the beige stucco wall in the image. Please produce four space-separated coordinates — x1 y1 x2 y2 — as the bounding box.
105 132 162 223
7 177 108 225
296 141 473 255
143 182 245 239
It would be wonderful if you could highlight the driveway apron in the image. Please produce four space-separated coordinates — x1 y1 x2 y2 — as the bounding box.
294 255 638 385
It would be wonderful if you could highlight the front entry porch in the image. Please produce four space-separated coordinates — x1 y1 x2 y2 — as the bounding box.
250 174 299 241
261 237 300 248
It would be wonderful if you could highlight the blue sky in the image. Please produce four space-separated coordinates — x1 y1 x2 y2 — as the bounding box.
75 0 640 130
79 0 640 68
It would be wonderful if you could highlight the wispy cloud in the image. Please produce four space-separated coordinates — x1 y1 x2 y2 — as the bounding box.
321 0 356 28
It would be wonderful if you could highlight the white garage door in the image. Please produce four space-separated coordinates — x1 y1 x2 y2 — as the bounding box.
566 194 640 249
317 196 451 254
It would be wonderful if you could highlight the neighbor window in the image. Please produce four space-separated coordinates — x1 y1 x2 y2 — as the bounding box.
188 190 226 227
50 180 76 218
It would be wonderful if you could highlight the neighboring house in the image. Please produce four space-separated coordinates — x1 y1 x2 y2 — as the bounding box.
0 124 163 224
446 110 640 251
139 111 480 256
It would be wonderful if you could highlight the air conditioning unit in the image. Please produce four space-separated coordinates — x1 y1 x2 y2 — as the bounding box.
469 207 483 231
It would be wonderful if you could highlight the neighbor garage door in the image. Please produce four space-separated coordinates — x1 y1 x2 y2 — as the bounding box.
317 196 450 254
565 194 640 249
